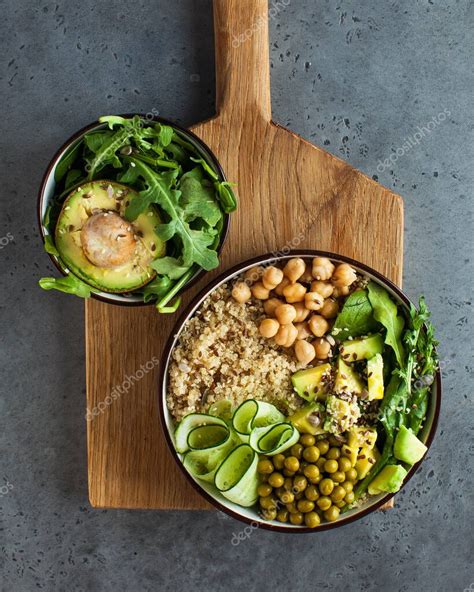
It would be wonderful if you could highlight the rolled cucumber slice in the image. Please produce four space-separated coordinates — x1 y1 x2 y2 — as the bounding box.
232 400 285 441
208 399 233 422
214 444 259 507
187 425 230 451
249 423 300 455
174 413 227 453
183 435 236 483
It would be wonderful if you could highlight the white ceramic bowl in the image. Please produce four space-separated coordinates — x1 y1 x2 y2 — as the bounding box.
158 250 441 532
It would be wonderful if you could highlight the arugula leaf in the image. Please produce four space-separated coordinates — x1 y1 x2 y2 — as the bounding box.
180 173 222 227
54 141 82 183
214 181 237 213
124 158 219 270
142 275 173 303
158 124 174 147
190 156 219 181
64 169 83 190
367 282 405 367
150 257 191 279
86 126 132 179
332 289 379 340
39 274 93 298
43 236 59 256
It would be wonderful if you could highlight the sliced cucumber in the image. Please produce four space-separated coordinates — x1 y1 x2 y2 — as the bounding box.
214 444 259 507
208 399 233 422
183 435 236 483
187 425 230 450
249 423 300 455
174 413 227 453
232 400 285 441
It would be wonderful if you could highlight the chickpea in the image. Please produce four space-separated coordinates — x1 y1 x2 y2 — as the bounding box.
262 266 284 290
231 281 251 303
320 298 339 319
311 280 334 298
244 266 264 284
332 285 350 298
295 321 311 341
312 257 335 281
275 323 298 347
283 282 307 303
300 263 314 283
264 297 283 317
332 263 357 287
293 302 310 322
314 338 331 360
294 340 316 365
251 282 270 300
308 315 329 337
275 303 297 325
283 258 306 282
274 276 291 296
305 291 324 311
259 318 280 338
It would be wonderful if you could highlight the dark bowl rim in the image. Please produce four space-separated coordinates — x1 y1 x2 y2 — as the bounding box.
37 113 231 307
158 249 442 533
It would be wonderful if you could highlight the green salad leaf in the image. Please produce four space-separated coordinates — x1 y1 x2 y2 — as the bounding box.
124 157 219 271
367 281 405 366
332 289 380 340
39 274 93 298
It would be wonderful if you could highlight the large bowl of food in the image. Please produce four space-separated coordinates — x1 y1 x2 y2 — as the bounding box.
37 114 236 311
159 251 440 531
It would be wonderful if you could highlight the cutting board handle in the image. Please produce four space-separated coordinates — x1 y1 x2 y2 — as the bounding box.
213 0 272 122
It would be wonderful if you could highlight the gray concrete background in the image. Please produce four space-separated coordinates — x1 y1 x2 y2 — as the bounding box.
1 1 472 590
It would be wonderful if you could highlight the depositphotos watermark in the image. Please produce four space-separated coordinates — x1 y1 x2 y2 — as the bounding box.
85 356 159 421
232 0 290 48
0 232 14 249
377 108 450 173
0 480 13 497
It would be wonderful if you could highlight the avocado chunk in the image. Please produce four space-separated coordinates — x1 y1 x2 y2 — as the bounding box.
343 426 378 467
355 445 380 480
368 464 408 495
334 356 365 394
55 181 165 293
291 363 332 401
367 353 384 400
394 425 428 465
340 333 384 361
288 402 326 435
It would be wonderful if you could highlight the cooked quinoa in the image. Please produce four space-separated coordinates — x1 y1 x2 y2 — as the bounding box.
167 284 305 422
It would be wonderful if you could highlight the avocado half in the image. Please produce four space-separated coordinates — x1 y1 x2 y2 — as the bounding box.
55 180 165 293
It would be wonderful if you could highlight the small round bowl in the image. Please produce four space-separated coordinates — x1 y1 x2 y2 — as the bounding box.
159 250 441 532
37 115 230 306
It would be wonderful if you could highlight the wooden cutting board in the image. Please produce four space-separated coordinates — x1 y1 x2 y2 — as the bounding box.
85 0 403 510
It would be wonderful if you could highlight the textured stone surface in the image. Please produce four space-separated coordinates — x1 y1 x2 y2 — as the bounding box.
0 1 472 590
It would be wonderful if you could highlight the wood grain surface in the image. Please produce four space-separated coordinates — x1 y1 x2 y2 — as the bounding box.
86 0 403 510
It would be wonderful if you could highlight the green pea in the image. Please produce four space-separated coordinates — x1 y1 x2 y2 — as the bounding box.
284 456 300 473
304 511 321 528
300 434 315 447
324 459 339 474
304 485 320 501
330 485 346 502
257 483 272 497
303 446 320 463
317 496 332 511
273 453 285 470
268 472 285 488
323 506 340 522
316 439 330 455
257 459 274 474
303 464 320 482
319 478 334 496
289 512 304 525
332 471 346 483
327 447 341 460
